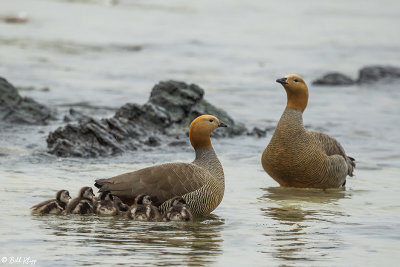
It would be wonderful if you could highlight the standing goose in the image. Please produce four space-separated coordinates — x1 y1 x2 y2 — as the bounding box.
262 74 355 188
95 115 227 216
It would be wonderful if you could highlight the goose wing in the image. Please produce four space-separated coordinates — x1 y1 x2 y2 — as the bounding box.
31 199 55 210
309 131 355 176
95 162 206 206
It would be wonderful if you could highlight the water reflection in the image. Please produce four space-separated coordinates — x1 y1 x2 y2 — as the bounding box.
31 214 224 266
263 186 348 203
259 187 349 262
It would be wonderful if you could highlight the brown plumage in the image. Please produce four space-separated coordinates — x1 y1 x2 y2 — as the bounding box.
113 195 130 212
31 190 71 215
164 196 193 222
262 74 355 188
127 194 161 221
95 115 227 216
94 191 119 216
65 187 95 214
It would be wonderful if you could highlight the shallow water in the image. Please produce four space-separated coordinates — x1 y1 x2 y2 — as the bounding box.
1 0 400 266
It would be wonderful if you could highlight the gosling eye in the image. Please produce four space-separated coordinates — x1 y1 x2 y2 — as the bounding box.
209 119 214 123
293 78 299 83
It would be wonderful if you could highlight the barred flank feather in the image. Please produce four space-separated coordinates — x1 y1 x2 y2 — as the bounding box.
156 148 224 216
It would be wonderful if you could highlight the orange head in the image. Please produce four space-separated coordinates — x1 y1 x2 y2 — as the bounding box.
189 115 227 149
276 74 309 112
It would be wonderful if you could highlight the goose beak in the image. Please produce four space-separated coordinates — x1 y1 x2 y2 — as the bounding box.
276 77 288 85
218 122 228 128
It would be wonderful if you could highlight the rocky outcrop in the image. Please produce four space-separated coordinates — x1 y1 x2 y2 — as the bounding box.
312 73 355 86
357 65 400 84
47 80 247 157
247 126 275 138
0 77 53 124
312 65 400 86
63 108 91 123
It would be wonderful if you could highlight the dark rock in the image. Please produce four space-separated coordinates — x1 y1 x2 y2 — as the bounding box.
247 126 275 138
312 73 355 86
168 140 188 147
357 65 400 84
313 66 400 86
0 77 53 124
47 80 247 157
48 118 129 157
149 81 203 123
63 108 90 123
247 127 267 138
145 136 160 147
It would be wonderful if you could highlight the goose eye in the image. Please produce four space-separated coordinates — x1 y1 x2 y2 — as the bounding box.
209 119 214 123
293 78 299 82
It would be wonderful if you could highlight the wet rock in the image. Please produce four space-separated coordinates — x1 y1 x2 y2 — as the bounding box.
168 140 188 147
63 108 90 123
47 80 247 157
312 73 355 86
357 65 400 84
247 126 275 138
47 118 129 157
145 136 160 147
313 65 400 86
0 77 53 124
247 127 268 138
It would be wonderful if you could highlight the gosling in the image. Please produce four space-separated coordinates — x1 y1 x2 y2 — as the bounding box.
31 190 71 215
164 197 193 222
128 194 160 221
94 191 119 216
65 187 95 214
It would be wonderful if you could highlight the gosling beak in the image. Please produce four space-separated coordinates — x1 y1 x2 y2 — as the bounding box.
68 196 72 199
218 122 228 128
276 77 288 85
